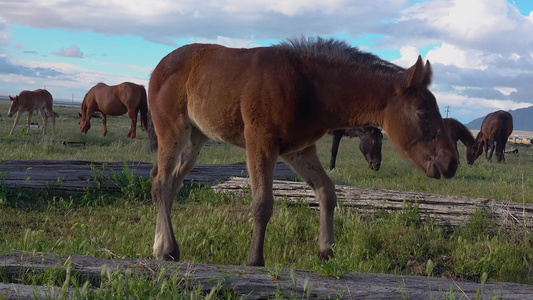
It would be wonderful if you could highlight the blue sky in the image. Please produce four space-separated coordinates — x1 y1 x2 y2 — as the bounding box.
1 0 533 123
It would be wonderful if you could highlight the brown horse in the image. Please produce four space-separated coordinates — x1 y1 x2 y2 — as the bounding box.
443 118 475 164
148 37 458 266
329 127 383 171
8 89 56 135
467 110 513 163
78 82 148 138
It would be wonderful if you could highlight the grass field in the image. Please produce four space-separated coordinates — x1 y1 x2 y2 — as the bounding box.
1 101 533 298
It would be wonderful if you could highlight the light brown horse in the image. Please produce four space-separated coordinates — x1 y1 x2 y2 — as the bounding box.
8 89 56 135
148 37 458 266
78 82 148 138
467 110 513 163
443 118 475 164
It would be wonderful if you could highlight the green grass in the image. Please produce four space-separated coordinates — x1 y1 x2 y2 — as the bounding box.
1 100 533 298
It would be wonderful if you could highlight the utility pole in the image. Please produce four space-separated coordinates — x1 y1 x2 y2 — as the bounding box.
445 106 451 118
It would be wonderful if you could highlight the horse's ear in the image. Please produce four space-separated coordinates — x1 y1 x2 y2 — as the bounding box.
78 112 82 118
423 60 433 86
9 95 14 101
405 55 427 88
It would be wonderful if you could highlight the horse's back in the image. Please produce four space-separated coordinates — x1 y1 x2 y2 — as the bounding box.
20 89 53 109
481 110 513 140
149 44 310 148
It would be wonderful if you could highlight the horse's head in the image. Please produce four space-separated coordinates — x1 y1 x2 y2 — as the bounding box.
354 126 383 171
383 56 458 179
7 95 20 117
78 112 91 133
466 133 484 164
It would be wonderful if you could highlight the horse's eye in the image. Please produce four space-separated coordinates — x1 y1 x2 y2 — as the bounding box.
417 110 428 121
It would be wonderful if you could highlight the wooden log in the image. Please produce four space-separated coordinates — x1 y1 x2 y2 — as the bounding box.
212 177 533 228
1 251 532 299
0 160 297 194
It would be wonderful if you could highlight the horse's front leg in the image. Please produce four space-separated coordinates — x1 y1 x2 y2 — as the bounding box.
246 135 279 266
329 130 344 170
282 144 336 261
487 139 495 162
102 114 108 136
9 111 23 135
26 110 34 133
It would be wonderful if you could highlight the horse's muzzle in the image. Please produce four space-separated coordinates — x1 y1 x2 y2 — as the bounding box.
369 161 382 171
426 155 458 179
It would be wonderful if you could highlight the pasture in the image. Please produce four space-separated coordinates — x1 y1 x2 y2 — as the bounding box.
1 100 533 297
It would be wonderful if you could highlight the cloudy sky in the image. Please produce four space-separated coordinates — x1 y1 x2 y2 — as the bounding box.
1 0 532 123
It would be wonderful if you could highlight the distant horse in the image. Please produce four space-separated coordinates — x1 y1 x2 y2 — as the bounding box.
78 82 148 138
467 110 513 163
442 118 475 164
148 37 458 266
7 89 56 135
329 126 383 171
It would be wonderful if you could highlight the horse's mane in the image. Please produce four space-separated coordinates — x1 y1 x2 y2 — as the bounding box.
276 37 405 75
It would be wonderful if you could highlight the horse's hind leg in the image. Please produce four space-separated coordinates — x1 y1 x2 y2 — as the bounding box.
282 144 336 261
496 140 506 162
152 123 208 261
126 109 138 138
46 106 56 135
38 108 48 135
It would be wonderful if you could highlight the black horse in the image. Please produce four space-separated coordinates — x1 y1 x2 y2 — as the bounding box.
329 126 383 171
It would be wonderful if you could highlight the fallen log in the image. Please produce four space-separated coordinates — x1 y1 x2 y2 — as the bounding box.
1 251 532 299
0 160 297 193
212 177 533 228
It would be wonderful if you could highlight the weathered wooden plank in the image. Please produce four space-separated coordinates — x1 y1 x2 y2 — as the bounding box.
2 251 533 299
0 160 297 193
212 177 533 227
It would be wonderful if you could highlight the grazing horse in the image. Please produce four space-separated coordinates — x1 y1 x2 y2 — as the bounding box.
442 118 475 164
467 110 513 163
78 82 148 138
148 37 458 266
329 126 383 171
7 89 56 135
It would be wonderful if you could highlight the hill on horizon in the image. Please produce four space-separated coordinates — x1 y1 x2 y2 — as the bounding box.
465 106 533 131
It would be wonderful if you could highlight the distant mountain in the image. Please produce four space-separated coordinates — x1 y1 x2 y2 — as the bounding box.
465 106 533 131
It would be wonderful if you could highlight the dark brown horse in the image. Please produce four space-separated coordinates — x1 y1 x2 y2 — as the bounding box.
8 89 56 135
329 127 383 171
443 118 475 164
467 110 513 163
78 82 148 138
148 37 458 266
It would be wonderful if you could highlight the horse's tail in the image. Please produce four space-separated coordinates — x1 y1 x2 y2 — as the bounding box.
146 108 158 152
139 85 149 131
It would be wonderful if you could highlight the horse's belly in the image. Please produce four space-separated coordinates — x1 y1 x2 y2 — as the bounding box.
189 110 246 147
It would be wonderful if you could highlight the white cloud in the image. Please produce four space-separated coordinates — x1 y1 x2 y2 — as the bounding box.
391 46 420 68
426 43 487 70
53 45 84 58
434 91 533 122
